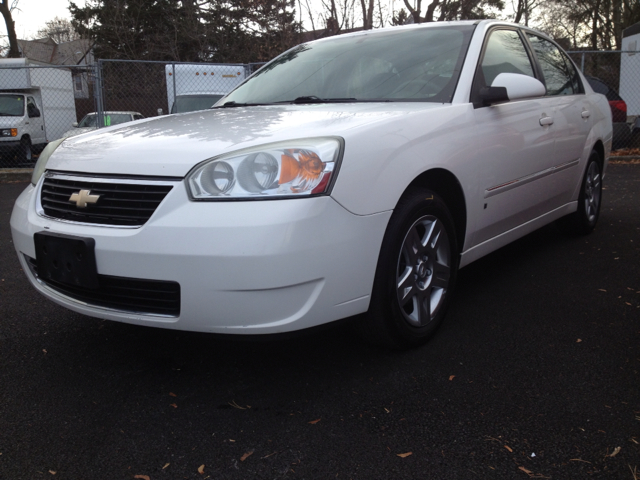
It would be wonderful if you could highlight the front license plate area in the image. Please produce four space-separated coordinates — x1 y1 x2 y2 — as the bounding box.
34 232 98 289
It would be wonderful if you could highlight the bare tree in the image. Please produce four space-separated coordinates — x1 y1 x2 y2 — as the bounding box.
535 0 640 50
35 17 81 43
512 0 541 26
400 0 503 24
0 0 20 58
360 0 374 29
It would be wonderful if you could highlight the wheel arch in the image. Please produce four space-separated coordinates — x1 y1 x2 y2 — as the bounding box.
591 139 605 169
404 168 467 253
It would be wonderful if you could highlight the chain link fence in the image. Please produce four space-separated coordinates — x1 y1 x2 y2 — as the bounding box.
1 52 638 169
568 50 640 151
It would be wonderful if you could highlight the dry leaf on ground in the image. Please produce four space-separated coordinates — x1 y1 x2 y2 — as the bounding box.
308 418 321 424
608 446 622 457
505 445 513 452
198 464 205 474
240 451 254 461
134 476 150 480
449 375 455 381
397 452 412 458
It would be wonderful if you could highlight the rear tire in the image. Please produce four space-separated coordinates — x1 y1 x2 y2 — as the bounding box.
356 187 459 349
557 150 602 235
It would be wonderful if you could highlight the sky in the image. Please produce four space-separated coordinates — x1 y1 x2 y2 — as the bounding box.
10 0 86 40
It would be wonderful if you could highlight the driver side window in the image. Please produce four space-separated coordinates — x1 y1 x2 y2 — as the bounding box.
481 29 535 87
27 96 40 117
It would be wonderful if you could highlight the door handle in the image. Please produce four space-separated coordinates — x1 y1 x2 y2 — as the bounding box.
539 115 554 126
581 110 591 118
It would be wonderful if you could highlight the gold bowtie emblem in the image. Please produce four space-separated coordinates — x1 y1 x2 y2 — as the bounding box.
69 189 100 208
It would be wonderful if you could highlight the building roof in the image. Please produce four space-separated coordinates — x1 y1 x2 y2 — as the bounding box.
17 37 93 65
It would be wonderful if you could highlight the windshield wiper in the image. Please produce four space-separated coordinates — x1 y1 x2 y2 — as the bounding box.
214 101 269 108
290 96 358 104
216 97 361 108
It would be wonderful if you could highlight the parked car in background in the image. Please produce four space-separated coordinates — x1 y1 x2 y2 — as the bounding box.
584 76 630 150
12 21 612 349
62 111 145 139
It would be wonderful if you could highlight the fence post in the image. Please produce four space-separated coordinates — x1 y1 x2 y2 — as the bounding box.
94 60 105 129
171 63 176 114
581 52 585 72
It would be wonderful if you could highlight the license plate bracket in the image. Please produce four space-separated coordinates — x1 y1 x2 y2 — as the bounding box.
34 232 99 289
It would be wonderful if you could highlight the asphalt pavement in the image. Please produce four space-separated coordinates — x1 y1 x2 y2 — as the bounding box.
1 164 639 480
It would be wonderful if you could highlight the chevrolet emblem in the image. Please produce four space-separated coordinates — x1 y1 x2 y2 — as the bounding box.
69 189 100 208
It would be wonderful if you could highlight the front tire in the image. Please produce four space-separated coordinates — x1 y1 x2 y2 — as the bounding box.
358 187 459 348
19 137 33 164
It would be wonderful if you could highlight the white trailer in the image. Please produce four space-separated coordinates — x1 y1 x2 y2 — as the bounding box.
620 23 640 116
165 64 247 114
0 58 77 163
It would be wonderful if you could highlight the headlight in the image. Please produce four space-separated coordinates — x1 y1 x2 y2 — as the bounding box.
186 137 343 200
0 128 17 137
31 138 65 186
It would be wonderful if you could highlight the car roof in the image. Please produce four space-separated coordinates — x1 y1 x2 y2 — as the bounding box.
305 19 555 47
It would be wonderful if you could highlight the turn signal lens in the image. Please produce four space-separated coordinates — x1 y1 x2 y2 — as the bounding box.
187 137 342 200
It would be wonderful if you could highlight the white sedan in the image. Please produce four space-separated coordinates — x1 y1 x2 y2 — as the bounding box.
11 20 611 348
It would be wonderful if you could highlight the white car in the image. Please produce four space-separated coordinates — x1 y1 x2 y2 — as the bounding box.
11 20 612 348
62 111 145 138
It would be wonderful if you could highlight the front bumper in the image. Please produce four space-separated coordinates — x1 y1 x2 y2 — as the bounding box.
0 140 20 153
11 179 391 334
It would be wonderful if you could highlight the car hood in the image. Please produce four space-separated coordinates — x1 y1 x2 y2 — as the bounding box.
49 103 448 177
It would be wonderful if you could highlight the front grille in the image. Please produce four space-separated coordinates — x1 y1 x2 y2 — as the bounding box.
40 175 174 226
27 257 180 316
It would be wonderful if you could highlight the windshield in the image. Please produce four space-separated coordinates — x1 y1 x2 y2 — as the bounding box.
222 25 474 105
78 113 134 128
171 94 223 113
0 95 25 116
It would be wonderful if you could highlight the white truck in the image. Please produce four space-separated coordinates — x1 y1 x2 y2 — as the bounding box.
165 64 247 114
0 58 77 165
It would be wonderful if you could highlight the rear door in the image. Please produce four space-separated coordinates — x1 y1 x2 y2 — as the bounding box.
525 32 592 204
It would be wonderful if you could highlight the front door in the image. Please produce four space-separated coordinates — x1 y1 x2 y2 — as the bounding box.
469 28 558 246
26 96 46 145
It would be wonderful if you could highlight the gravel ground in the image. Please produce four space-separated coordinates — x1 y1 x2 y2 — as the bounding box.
1 165 639 480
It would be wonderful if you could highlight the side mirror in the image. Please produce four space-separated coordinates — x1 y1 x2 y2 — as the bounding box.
157 108 164 116
72 122 78 128
480 73 546 106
